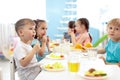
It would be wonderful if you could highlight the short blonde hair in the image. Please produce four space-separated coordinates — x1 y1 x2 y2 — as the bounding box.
107 18 120 27
15 18 35 36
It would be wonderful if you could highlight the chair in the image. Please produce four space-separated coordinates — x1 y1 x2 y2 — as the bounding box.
0 68 3 80
10 57 16 80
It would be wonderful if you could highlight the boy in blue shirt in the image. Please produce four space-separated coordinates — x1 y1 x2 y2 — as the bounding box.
98 18 120 67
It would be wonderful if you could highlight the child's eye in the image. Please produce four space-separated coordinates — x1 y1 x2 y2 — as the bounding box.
41 27 47 30
115 28 119 31
109 27 112 30
29 28 33 30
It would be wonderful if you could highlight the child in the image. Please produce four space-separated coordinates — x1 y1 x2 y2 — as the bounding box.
62 20 76 43
14 18 41 80
70 18 92 46
98 18 120 67
31 19 50 61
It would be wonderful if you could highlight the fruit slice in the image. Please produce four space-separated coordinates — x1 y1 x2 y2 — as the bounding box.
84 42 93 48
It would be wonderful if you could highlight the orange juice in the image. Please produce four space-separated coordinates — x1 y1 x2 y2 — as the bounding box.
68 62 80 72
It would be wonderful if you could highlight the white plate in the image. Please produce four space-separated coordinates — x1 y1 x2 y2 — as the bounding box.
46 54 65 60
79 72 108 80
42 64 65 72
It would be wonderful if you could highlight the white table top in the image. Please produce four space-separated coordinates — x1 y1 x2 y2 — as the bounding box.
35 54 120 80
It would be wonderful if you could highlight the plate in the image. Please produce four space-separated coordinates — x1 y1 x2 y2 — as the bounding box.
46 53 65 60
79 72 108 80
42 62 65 72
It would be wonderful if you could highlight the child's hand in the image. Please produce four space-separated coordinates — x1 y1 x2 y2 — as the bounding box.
117 62 120 67
68 29 74 35
99 56 106 64
33 43 41 53
47 36 50 42
42 35 47 43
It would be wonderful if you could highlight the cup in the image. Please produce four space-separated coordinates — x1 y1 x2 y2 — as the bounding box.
68 53 80 73
87 48 97 60
64 39 70 44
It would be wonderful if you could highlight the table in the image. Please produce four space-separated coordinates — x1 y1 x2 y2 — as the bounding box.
35 53 120 80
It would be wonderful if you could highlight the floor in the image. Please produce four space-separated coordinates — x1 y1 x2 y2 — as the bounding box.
0 58 10 80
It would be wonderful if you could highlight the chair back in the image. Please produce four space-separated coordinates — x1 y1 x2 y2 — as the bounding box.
10 57 16 80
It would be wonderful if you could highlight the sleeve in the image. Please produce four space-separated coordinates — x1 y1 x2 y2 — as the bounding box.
105 40 110 50
14 47 27 60
114 46 120 61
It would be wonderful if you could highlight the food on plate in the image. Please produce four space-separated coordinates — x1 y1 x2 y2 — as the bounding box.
75 43 83 49
49 42 60 48
49 53 64 59
84 42 93 48
85 68 107 77
74 43 86 51
43 62 64 70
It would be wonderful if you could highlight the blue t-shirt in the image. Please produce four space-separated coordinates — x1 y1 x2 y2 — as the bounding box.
105 39 120 63
31 39 50 61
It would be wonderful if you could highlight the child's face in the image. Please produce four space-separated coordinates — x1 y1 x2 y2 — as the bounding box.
107 25 120 41
37 22 47 37
20 25 36 42
75 21 86 34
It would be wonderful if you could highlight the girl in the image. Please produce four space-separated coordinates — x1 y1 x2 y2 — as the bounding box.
70 18 92 46
31 19 50 61
62 20 76 43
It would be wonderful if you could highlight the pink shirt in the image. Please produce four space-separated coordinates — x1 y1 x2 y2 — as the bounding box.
76 32 91 46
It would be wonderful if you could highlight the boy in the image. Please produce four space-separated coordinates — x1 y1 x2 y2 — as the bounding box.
14 18 41 80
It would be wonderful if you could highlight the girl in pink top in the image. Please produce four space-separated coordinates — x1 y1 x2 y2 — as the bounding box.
70 18 92 46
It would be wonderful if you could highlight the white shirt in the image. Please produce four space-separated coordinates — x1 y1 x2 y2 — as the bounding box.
14 40 38 70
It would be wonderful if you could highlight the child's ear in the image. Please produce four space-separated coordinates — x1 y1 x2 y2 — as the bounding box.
18 29 24 36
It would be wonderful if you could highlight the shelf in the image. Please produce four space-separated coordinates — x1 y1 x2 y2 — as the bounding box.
65 2 77 4
64 8 77 11
62 15 77 18
57 27 67 30
54 34 63 38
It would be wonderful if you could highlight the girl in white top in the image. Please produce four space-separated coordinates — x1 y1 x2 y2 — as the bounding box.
14 18 42 80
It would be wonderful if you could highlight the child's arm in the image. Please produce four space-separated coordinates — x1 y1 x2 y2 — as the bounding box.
70 31 76 45
20 43 40 67
97 48 106 54
99 56 120 67
38 35 47 56
46 36 51 52
117 62 120 67
106 62 120 67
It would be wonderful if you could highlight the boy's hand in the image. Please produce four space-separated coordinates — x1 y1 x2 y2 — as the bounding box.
33 43 41 53
117 62 120 67
99 56 106 64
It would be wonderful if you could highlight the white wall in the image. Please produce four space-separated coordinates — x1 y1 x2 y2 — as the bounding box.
0 0 46 24
77 0 120 30
0 0 46 52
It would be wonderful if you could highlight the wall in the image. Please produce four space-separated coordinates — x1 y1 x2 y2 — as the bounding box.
46 0 77 40
0 0 46 53
0 0 46 23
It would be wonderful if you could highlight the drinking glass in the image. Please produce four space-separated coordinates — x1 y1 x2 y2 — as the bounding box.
67 53 80 73
87 48 97 60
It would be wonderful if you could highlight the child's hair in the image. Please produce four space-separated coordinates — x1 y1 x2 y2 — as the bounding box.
107 18 120 27
77 18 92 42
68 21 75 28
15 18 35 36
68 21 76 33
33 19 46 39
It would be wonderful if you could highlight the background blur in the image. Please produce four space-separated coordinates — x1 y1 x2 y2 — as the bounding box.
0 0 120 57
